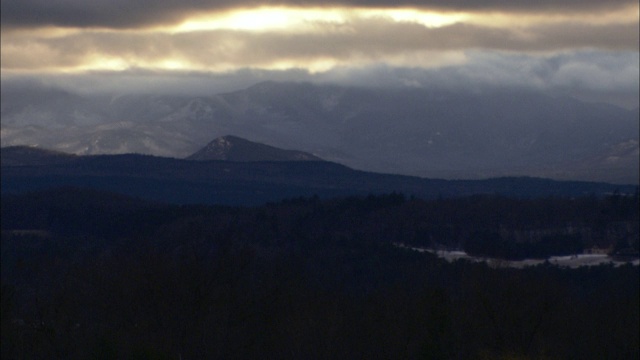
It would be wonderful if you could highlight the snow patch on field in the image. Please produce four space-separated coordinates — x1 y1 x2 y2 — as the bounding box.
395 244 639 268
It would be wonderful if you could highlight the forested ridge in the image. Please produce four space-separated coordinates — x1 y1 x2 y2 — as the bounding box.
2 188 639 359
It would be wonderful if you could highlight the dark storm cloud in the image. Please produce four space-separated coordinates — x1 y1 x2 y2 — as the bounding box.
2 0 635 29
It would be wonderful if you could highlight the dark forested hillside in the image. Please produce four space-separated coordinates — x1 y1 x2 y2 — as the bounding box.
2 188 638 359
2 149 636 206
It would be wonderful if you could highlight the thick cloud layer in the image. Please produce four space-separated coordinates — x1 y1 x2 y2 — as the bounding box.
2 0 636 29
2 0 637 110
3 51 638 109
3 18 637 72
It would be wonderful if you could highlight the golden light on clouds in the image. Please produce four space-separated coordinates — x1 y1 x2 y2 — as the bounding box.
75 53 195 72
465 3 639 28
0 0 636 109
80 57 130 72
1 5 637 74
174 7 467 33
359 9 468 28
175 7 344 33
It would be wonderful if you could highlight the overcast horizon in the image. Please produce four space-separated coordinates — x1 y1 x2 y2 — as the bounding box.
1 0 638 109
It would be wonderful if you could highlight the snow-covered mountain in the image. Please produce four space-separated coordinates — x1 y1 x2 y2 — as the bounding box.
2 81 638 183
187 135 323 162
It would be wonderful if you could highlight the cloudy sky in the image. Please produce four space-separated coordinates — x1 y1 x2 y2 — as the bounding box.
2 0 638 107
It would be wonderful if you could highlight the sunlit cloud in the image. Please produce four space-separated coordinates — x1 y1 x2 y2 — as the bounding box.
173 7 467 33
2 7 637 74
174 7 346 33
2 0 636 30
1 1 637 108
465 3 639 28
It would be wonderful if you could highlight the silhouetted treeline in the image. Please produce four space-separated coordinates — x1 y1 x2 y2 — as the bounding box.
3 188 637 258
1 188 639 359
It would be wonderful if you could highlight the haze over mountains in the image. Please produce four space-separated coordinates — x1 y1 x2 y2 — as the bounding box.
2 81 638 184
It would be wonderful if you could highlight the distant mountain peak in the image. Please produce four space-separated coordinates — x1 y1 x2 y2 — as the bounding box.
186 135 323 162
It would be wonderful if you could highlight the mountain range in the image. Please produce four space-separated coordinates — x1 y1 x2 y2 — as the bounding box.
2 81 638 184
2 142 635 206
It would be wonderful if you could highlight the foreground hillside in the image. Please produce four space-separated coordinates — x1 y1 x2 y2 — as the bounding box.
2 188 638 359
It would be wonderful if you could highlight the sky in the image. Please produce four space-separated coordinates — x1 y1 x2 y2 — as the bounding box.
1 0 639 108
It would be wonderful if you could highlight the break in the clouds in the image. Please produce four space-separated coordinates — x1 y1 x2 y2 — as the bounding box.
2 0 636 29
4 21 636 72
1 0 638 108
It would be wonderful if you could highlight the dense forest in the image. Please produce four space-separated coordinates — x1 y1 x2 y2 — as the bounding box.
2 188 639 359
